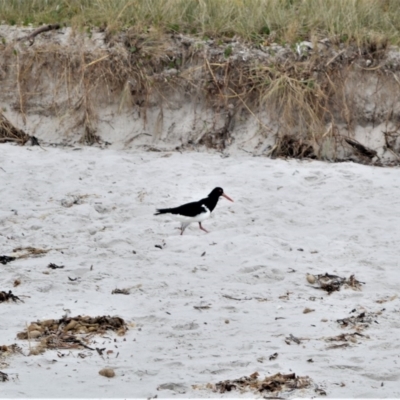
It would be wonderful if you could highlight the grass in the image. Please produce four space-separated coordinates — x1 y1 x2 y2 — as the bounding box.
0 0 400 46
1 1 399 161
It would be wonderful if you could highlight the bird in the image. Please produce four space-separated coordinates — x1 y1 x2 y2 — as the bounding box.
154 187 233 235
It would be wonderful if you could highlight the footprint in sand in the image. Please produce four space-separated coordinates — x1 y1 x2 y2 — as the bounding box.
218 360 251 368
172 322 200 331
338 170 357 180
157 382 187 393
238 265 264 273
134 369 159 377
201 368 231 375
362 372 400 381
234 265 285 284
304 175 319 181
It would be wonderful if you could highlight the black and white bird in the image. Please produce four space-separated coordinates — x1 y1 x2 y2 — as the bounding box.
154 187 233 235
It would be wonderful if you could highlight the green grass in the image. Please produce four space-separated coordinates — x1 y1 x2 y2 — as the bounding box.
1 0 400 46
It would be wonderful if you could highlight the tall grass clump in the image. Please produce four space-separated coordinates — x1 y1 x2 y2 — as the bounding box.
1 0 400 45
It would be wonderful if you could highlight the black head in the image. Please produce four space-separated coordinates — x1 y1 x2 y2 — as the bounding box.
208 187 224 198
208 187 233 202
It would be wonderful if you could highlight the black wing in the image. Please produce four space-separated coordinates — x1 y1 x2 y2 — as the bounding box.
155 200 206 217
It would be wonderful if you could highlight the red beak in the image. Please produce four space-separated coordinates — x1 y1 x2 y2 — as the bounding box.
222 193 234 202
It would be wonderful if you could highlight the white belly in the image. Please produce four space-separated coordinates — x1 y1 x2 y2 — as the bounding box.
172 205 211 223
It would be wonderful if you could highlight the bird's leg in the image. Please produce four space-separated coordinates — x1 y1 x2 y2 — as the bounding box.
199 222 209 233
180 222 190 235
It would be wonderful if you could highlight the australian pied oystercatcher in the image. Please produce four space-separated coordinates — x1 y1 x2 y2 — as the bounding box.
155 187 233 235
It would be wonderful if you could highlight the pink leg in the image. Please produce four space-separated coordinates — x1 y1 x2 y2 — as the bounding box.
199 222 209 233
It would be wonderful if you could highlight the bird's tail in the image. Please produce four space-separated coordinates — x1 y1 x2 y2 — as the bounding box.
154 208 172 216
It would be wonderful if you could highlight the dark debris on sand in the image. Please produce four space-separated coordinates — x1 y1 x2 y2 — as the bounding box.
111 288 130 295
337 309 383 331
0 291 23 303
47 263 64 269
17 315 128 354
212 372 312 394
18 315 128 339
0 256 16 265
307 273 364 294
1 344 23 355
1 247 51 265
0 370 8 382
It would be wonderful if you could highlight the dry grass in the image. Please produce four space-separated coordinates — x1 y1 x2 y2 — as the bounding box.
0 31 396 151
0 40 134 144
1 0 400 46
1 11 400 160
0 112 30 144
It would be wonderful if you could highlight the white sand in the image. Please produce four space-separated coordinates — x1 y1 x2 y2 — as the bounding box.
1 143 400 398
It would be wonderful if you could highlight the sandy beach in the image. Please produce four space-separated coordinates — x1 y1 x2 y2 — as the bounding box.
1 143 400 398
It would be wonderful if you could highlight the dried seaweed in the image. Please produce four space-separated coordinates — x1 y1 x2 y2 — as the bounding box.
376 294 398 304
111 288 130 295
324 332 368 348
18 315 127 339
17 315 128 354
0 291 23 303
337 310 382 331
213 372 312 394
269 352 278 360
47 263 64 269
325 332 367 342
306 273 364 294
12 247 50 259
285 334 302 345
3 247 51 265
345 274 364 290
35 334 95 352
0 343 23 371
0 344 23 356
326 343 350 350
0 256 15 265
0 370 8 382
